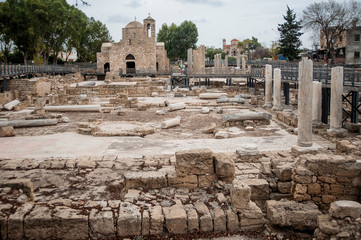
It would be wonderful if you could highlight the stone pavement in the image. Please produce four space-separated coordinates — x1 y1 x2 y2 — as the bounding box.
0 121 323 159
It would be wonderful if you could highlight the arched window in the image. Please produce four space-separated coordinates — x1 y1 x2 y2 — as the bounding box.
147 24 151 37
104 62 110 73
126 54 135 60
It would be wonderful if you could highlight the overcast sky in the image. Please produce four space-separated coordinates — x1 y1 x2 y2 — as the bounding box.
70 0 345 49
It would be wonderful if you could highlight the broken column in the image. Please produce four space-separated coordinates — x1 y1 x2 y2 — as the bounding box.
328 67 345 135
263 64 273 108
224 55 228 68
187 48 193 74
198 45 206 74
236 52 241 68
241 56 246 70
272 68 283 111
312 81 322 123
297 58 313 147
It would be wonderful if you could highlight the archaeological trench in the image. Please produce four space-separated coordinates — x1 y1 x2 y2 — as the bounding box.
0 60 361 239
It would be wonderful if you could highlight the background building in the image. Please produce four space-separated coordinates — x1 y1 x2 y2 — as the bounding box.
97 16 169 76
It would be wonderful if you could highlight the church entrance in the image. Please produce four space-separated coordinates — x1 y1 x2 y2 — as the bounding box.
126 54 136 74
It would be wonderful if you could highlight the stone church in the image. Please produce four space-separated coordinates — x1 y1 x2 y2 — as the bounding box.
97 16 169 76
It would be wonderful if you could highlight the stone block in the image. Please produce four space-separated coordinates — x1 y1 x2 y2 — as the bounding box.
194 202 213 232
0 126 16 137
142 210 150 236
266 200 322 231
123 171 167 190
25 206 88 240
294 184 311 201
274 163 293 181
175 148 214 176
225 209 239 232
214 153 235 183
308 183 321 195
76 157 96 169
186 207 199 233
211 207 227 232
230 179 251 210
8 203 34 239
117 203 141 237
203 122 217 134
89 209 115 239
149 206 164 235
240 178 269 200
239 201 265 230
329 200 361 219
278 182 292 194
163 204 187 234
317 214 340 235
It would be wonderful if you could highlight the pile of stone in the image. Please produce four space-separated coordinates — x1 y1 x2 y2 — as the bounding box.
336 137 361 156
314 201 361 240
223 112 272 127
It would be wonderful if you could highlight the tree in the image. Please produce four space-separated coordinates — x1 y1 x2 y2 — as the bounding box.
205 47 225 60
77 17 112 62
302 0 361 64
237 37 262 59
278 6 303 61
157 21 198 60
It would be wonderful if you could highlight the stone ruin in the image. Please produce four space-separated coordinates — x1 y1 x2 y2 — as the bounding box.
0 56 360 240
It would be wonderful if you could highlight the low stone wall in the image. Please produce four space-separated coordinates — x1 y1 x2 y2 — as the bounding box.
292 154 361 211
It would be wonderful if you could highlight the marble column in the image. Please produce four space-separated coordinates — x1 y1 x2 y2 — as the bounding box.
236 52 240 68
241 57 246 70
225 55 228 67
199 45 205 74
297 58 313 147
187 48 193 74
329 67 344 131
263 64 273 108
272 68 283 111
312 81 322 123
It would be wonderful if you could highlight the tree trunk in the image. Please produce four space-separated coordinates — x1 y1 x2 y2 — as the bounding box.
23 50 28 65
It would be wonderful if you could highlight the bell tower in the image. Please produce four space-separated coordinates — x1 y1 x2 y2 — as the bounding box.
143 15 155 40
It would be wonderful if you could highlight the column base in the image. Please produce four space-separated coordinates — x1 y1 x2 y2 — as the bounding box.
291 145 322 156
327 128 347 138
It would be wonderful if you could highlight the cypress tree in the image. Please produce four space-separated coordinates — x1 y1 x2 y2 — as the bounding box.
277 6 303 61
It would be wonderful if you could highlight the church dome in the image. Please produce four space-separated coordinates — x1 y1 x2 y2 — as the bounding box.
125 21 143 29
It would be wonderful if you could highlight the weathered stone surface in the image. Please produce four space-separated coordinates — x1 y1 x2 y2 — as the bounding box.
317 214 340 235
198 174 217 188
225 112 272 122
117 203 141 237
274 163 293 181
149 206 164 235
25 205 88 240
203 122 217 134
308 183 321 195
124 171 167 190
163 204 187 234
0 126 16 137
194 202 213 232
1 179 34 201
172 175 198 189
199 93 227 99
239 201 265 230
142 210 150 235
185 207 199 233
240 178 269 200
211 206 227 232
230 179 251 210
278 182 292 194
294 184 311 201
329 200 361 219
89 209 115 239
266 200 322 230
0 119 58 128
225 209 239 232
214 153 235 183
175 148 214 176
76 157 96 169
168 102 186 111
8 203 34 239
